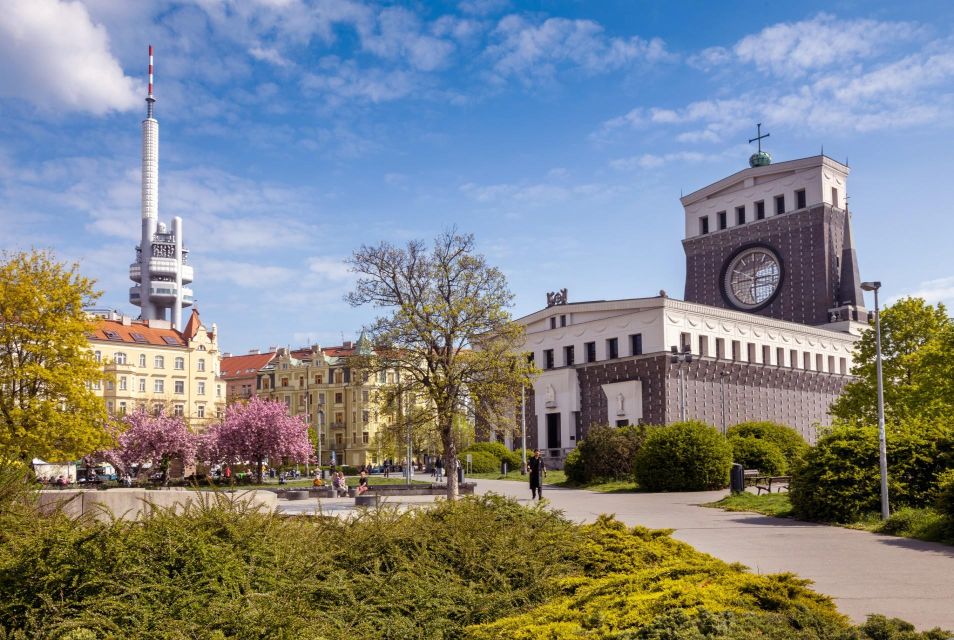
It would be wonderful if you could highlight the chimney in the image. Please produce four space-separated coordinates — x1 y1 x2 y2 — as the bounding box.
121 315 132 326
268 345 277 352
343 341 353 349
248 348 260 354
222 352 232 358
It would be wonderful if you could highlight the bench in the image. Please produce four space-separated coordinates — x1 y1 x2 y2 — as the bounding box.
354 494 380 507
751 475 792 494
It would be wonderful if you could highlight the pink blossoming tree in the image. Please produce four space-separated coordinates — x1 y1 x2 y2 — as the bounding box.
104 407 197 483
204 397 312 483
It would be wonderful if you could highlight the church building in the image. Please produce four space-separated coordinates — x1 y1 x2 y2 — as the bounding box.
516 148 870 465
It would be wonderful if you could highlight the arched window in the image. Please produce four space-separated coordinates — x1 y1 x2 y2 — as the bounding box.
154 355 165 369
139 354 147 368
174 357 185 370
94 351 101 363
197 358 205 372
115 352 127 365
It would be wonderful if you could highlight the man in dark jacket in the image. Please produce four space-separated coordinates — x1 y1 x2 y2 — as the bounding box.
528 449 547 500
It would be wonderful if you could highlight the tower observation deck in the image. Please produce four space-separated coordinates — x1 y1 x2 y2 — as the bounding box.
128 45 193 329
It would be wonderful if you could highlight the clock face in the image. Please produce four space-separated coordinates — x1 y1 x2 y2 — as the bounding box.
723 246 782 310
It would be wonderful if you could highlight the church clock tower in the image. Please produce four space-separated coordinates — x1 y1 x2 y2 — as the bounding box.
681 132 866 327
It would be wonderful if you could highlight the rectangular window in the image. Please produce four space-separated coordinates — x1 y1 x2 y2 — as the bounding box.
775 195 785 215
174 380 184 394
828 355 836 373
698 335 708 357
606 338 619 360
717 211 727 230
526 352 535 366
790 349 799 369
197 405 205 418
795 189 807 210
335 392 343 403
106 381 114 391
755 200 765 220
285 395 291 407
174 405 183 417
736 206 746 225
362 390 369 402
680 332 691 352
777 347 785 367
174 357 184 370
107 400 113 414
747 343 757 362
544 349 554 369
335 433 343 445
762 345 771 365
816 353 824 371
564 345 575 366
118 401 126 415
630 333 643 356
699 216 709 235
731 340 741 361
335 411 343 424
716 338 725 359
840 357 848 375
139 378 146 392
139 354 147 368
549 317 556 329
91 380 100 391
197 359 205 372
362 410 369 423
585 341 596 363
154 379 164 393
119 376 127 391
363 431 369 444
831 187 839 207
803 352 812 370
154 355 164 369
352 432 357 444
197 381 205 395
560 315 566 327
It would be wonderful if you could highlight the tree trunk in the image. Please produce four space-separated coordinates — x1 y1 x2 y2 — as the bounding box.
441 416 459 500
257 459 264 484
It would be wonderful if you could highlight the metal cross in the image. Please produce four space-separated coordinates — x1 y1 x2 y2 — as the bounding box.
748 123 770 153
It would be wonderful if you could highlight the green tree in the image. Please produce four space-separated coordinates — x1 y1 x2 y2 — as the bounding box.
347 231 534 498
831 297 954 425
0 250 110 463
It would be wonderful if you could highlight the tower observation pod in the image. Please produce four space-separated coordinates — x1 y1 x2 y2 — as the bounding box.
128 45 194 329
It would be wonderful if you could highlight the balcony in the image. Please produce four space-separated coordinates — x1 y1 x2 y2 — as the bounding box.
329 422 346 430
129 260 194 284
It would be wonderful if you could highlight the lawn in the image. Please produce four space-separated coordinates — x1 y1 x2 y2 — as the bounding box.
466 470 643 493
467 470 567 485
704 492 794 518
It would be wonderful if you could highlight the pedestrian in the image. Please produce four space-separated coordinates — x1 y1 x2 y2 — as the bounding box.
528 449 547 500
435 457 443 481
278 472 286 485
383 461 390 479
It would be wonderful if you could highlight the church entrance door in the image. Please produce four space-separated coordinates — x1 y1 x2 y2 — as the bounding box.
546 413 562 449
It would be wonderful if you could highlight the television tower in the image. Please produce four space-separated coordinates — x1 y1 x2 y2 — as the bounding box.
129 45 193 329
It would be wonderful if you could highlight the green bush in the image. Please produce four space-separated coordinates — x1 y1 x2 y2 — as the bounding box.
565 424 646 483
465 450 501 473
463 442 522 470
634 421 732 491
935 469 954 519
563 447 584 482
876 507 951 543
727 421 809 466
790 421 954 523
729 436 788 475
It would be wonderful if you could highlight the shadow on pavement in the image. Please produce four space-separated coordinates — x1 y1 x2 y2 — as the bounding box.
874 535 954 558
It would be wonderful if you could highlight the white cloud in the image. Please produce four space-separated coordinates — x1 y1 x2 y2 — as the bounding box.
195 259 296 288
307 256 352 281
302 58 416 104
486 15 668 83
609 150 732 171
0 0 139 115
459 178 622 207
735 13 919 77
249 45 293 67
893 276 954 307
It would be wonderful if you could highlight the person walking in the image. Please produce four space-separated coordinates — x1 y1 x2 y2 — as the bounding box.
435 457 443 481
528 449 547 500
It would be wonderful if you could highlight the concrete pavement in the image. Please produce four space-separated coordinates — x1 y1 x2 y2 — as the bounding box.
473 478 954 632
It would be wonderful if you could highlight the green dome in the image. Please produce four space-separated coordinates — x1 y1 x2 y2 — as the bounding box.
749 151 772 167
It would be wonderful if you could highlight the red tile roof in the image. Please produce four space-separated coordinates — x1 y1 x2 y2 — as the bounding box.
88 319 185 347
182 308 202 340
220 352 276 379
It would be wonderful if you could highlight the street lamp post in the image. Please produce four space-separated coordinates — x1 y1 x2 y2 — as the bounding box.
670 345 693 422
861 281 889 520
521 384 527 474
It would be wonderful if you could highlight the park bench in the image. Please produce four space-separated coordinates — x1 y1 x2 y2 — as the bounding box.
751 475 792 494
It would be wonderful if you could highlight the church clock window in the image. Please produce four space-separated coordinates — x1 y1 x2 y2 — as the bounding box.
736 206 746 225
699 216 709 235
774 195 785 214
755 200 765 219
795 189 806 210
717 211 727 230
722 246 782 310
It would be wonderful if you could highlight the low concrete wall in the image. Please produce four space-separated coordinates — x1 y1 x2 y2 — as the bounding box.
38 489 278 521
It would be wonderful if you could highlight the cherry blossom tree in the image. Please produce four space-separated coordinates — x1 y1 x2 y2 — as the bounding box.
204 397 312 483
104 407 197 483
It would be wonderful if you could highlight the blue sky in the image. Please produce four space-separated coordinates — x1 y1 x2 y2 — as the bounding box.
3 0 954 354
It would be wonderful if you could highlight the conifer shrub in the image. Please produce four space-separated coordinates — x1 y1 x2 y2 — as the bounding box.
633 421 732 491
729 435 788 475
790 421 954 523
564 424 646 483
727 421 809 467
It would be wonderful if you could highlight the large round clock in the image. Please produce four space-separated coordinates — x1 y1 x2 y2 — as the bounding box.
722 245 783 310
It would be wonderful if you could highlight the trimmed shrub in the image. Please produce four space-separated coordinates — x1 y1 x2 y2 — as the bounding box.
790 421 954 523
634 421 732 491
730 436 788 475
727 421 809 466
465 450 500 473
563 447 584 482
463 442 522 470
565 424 646 483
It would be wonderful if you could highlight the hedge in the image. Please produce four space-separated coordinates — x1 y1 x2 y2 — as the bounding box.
730 436 788 475
634 421 732 491
564 424 646 483
726 421 809 466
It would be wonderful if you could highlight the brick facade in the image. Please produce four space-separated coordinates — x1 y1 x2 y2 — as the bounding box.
684 204 850 326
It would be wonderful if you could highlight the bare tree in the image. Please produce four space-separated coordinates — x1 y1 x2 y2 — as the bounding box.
347 231 533 499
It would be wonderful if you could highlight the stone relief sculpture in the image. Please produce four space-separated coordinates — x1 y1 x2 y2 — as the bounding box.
616 392 625 416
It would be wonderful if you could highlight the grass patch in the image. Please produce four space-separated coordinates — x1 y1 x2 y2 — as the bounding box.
704 492 795 518
555 477 639 493
467 470 567 485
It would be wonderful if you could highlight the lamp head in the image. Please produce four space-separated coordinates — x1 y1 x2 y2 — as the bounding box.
860 281 881 292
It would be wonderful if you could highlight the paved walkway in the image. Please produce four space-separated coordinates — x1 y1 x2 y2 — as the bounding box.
472 478 954 631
